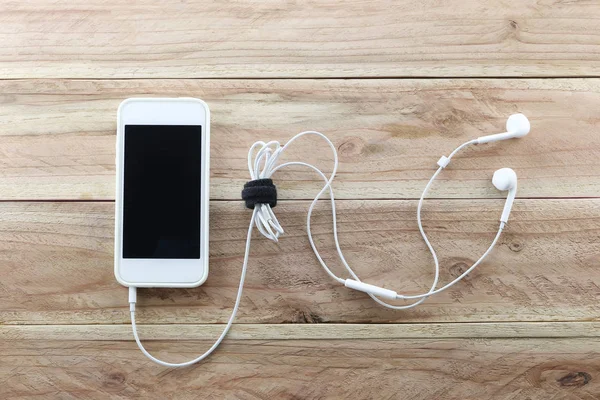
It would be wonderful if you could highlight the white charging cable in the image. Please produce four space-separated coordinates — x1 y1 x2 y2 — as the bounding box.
129 114 530 366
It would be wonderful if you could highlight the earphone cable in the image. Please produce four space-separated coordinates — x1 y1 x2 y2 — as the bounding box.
251 132 504 308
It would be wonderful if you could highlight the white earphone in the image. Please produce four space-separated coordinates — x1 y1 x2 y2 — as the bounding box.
130 113 531 367
493 167 518 223
477 113 531 143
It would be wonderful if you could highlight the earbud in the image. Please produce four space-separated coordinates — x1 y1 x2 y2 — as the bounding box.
476 114 530 144
492 168 517 223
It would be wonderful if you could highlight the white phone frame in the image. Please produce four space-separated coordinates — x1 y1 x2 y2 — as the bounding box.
114 98 210 288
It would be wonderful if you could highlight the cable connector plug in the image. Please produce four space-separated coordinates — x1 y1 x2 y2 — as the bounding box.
129 286 137 312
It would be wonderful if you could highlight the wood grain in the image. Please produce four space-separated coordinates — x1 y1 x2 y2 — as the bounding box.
1 329 598 400
1 199 598 325
2 0 600 79
0 79 598 200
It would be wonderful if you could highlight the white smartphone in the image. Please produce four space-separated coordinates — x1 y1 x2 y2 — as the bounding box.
114 98 210 287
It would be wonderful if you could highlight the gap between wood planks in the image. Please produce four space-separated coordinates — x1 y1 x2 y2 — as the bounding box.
2 322 600 341
4 76 600 81
0 197 597 203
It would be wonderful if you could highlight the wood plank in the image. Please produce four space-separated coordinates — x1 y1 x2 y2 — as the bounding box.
1 199 598 325
2 1 600 78
3 323 600 341
1 331 598 399
0 79 598 200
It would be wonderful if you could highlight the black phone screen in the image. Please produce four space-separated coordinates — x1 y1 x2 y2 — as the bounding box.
123 125 202 259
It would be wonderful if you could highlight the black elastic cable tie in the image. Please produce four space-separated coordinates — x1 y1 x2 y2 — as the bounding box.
242 178 277 209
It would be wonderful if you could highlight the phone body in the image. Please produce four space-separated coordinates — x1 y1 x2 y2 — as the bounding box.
114 98 210 287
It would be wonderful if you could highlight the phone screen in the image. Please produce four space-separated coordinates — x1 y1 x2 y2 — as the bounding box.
123 125 202 259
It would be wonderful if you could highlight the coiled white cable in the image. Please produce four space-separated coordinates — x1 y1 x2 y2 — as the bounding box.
129 131 505 366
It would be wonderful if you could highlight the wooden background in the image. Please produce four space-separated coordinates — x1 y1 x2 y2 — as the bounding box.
1 1 600 399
